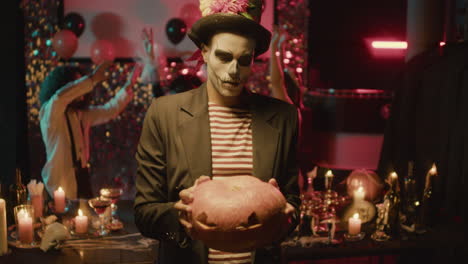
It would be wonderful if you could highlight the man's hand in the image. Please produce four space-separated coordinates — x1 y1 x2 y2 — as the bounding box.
174 176 211 238
90 60 112 85
268 178 296 240
142 27 155 62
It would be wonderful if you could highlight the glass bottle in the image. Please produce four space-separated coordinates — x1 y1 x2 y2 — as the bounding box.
402 161 417 230
9 168 28 207
415 163 436 233
383 171 401 237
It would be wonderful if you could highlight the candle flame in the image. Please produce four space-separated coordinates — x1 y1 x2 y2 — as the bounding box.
58 186 63 192
325 170 333 177
390 172 398 179
353 213 360 219
19 209 30 219
429 163 437 175
78 209 83 216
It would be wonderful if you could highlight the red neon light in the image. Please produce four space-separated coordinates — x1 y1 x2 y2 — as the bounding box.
371 41 446 49
371 41 407 49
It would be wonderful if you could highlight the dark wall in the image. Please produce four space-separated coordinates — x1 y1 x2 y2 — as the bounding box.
1 2 28 197
307 0 407 90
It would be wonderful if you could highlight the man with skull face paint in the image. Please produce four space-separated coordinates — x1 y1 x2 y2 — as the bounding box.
134 0 300 263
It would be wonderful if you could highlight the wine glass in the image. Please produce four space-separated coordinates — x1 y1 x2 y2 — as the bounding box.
100 187 123 224
88 197 112 236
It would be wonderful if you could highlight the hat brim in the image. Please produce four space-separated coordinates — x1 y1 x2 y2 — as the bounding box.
188 13 271 57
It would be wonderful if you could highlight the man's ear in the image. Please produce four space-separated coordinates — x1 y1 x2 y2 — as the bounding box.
201 44 209 63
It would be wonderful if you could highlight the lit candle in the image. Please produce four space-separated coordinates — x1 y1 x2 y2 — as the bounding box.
429 163 437 176
0 199 7 255
353 186 365 201
17 210 33 244
54 187 66 213
348 213 362 235
74 209 88 234
390 171 398 186
325 170 334 190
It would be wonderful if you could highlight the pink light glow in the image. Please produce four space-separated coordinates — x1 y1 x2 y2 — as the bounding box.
371 41 446 49
371 41 407 49
296 67 303 73
181 68 189 75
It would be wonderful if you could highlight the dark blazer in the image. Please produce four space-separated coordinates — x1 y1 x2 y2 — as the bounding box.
134 84 301 264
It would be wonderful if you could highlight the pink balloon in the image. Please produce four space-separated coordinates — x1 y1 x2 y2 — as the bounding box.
52 30 78 59
90 40 116 64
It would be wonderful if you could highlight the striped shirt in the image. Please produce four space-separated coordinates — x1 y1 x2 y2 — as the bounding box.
208 102 253 264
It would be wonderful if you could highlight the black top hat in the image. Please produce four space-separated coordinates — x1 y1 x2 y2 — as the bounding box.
188 0 271 57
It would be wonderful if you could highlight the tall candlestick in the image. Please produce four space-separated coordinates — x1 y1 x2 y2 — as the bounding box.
0 199 7 255
17 210 33 244
75 209 88 234
348 213 362 235
54 187 66 213
325 170 334 191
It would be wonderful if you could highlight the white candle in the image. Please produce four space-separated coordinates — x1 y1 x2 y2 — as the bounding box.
390 171 398 182
353 186 365 201
429 163 437 176
74 209 88 234
54 187 66 213
0 199 7 255
18 210 33 244
325 170 334 190
348 213 362 235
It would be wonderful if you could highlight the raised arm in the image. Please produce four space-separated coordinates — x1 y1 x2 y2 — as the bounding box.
47 61 111 114
82 63 142 126
139 27 161 85
269 26 293 104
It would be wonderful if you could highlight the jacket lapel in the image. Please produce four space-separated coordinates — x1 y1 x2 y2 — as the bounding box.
178 84 212 184
250 96 280 182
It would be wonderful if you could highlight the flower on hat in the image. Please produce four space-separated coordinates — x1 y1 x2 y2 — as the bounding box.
201 0 249 16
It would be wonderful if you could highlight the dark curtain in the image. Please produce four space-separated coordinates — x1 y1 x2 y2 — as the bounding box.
377 42 467 260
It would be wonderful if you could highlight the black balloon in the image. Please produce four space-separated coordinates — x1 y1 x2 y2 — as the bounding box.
165 18 187 45
63 12 86 37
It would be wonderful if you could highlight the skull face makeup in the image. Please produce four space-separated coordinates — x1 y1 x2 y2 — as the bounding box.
202 32 255 105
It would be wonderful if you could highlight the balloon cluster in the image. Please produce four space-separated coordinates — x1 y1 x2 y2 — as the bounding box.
52 12 116 63
52 12 85 59
165 18 187 45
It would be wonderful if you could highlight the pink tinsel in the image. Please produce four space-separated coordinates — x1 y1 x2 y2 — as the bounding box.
208 0 249 15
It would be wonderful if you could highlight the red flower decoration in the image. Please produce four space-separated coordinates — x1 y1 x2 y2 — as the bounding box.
208 0 249 15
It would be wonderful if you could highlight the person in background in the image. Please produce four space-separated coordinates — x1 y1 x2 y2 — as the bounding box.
39 61 141 199
269 26 305 111
134 0 300 263
138 27 202 98
269 26 313 191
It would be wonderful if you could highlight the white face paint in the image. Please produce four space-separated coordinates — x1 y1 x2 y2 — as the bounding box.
202 32 255 105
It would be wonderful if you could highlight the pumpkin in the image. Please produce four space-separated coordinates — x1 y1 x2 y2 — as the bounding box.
346 169 384 202
190 176 287 252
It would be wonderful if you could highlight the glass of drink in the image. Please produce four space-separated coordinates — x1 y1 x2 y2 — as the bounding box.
88 197 111 236
99 187 123 224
